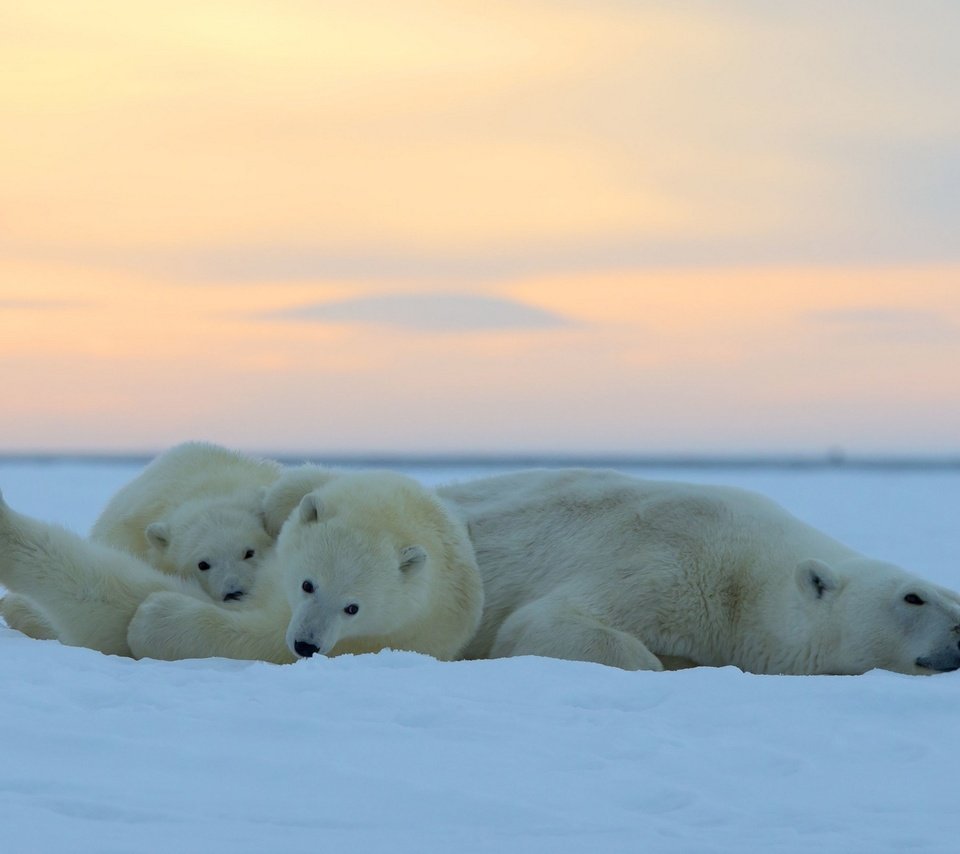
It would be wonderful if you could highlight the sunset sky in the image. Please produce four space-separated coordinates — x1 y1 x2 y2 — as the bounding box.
2 1 959 455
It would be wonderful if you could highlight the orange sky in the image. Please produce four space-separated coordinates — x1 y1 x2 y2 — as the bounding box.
2 2 959 454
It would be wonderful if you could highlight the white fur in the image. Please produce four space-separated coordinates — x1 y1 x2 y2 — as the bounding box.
7 465 959 676
276 472 482 661
92 441 282 602
261 463 340 538
0 472 483 663
142 498 275 602
0 489 205 656
174 464 960 674
0 592 57 640
436 469 960 675
128 472 484 663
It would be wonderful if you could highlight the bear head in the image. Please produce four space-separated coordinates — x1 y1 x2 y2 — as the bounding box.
795 557 960 675
275 476 442 659
145 497 274 603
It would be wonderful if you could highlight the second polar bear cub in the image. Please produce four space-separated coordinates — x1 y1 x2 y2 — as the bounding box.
92 441 282 602
280 471 486 659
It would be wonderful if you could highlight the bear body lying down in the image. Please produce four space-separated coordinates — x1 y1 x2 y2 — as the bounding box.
2 465 960 675
0 471 483 663
439 469 960 674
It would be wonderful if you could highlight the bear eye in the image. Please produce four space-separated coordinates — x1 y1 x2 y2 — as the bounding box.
243 549 255 560
198 561 211 571
301 580 315 594
904 593 925 606
344 603 359 616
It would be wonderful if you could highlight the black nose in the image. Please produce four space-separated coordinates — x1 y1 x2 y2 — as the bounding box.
222 591 244 602
294 640 319 658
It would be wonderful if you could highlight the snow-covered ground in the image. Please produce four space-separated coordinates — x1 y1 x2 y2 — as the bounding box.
2 459 960 853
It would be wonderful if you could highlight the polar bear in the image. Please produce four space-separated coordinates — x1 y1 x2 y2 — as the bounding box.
257 467 960 675
91 441 283 602
0 471 485 664
442 469 960 675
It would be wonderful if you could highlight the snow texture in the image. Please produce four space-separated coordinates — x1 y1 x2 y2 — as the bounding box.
2 459 959 853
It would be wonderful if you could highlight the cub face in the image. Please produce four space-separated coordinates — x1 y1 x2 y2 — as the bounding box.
145 502 274 603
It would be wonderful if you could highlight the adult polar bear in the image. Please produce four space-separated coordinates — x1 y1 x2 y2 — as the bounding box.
440 469 960 674
142 465 960 676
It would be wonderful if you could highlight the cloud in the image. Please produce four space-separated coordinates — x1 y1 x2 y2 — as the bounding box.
267 293 571 332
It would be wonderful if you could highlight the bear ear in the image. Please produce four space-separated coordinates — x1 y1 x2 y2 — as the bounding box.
795 558 840 601
399 545 427 573
298 492 330 524
145 522 170 550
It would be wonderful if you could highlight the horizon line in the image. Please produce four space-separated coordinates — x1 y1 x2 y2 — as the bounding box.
2 451 960 471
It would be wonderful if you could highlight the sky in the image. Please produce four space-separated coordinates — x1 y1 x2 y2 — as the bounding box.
2 1 959 455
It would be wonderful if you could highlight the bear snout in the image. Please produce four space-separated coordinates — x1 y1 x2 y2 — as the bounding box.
222 590 244 602
915 645 960 673
294 640 319 658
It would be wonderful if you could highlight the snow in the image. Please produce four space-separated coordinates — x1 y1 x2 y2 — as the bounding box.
2 459 960 853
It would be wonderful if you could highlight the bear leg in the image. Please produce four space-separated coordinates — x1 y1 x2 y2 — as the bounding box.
0 593 58 640
128 589 295 663
489 595 664 671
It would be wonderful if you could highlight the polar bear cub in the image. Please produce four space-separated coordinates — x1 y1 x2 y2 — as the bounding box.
92 441 282 602
141 497 274 603
127 471 486 663
279 472 485 659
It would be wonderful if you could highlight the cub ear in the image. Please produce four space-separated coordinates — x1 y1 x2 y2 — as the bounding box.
298 492 329 524
145 522 170 550
795 558 840 601
399 545 427 573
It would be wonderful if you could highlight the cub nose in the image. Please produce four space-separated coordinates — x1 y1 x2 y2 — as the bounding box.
294 640 319 658
222 590 244 602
